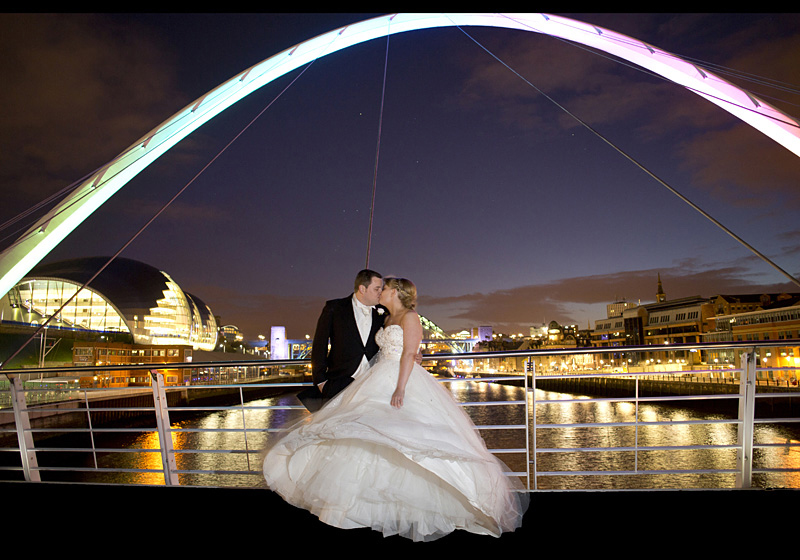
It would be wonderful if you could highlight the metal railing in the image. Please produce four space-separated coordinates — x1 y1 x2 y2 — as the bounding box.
1 341 799 490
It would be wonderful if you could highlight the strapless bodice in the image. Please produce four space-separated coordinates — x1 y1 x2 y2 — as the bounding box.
375 324 404 359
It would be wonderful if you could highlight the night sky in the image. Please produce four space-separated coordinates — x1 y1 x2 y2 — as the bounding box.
1 13 799 340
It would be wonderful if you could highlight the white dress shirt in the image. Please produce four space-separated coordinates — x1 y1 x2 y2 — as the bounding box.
352 294 374 378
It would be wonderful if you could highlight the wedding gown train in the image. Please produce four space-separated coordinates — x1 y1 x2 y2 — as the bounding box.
262 324 528 541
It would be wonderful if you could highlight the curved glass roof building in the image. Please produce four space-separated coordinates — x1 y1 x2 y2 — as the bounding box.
1 257 218 351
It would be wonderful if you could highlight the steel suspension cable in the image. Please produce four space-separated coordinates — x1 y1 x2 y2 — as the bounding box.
456 25 800 289
0 168 100 250
1 60 321 372
500 13 800 131
365 27 391 269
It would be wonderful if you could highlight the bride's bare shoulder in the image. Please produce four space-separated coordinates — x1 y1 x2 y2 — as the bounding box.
399 310 421 328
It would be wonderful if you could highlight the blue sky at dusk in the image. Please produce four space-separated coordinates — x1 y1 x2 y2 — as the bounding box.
1 13 799 339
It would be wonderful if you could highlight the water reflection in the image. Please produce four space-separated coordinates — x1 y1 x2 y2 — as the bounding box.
45 380 800 489
528 386 740 489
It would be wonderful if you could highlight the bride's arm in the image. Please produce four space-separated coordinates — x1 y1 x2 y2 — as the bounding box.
391 312 423 409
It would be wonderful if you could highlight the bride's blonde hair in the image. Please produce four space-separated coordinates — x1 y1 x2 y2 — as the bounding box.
384 277 417 310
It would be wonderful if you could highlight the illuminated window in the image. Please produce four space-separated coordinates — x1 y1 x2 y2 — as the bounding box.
10 279 126 333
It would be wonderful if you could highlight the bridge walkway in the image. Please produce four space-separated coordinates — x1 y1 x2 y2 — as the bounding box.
4 480 794 551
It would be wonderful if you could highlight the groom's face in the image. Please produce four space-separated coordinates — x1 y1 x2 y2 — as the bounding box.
358 277 383 307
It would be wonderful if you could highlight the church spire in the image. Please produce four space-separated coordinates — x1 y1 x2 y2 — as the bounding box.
656 273 666 303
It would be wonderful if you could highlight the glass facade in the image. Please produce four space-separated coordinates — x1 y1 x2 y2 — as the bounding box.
186 293 217 351
5 279 127 333
1 263 218 352
133 274 193 346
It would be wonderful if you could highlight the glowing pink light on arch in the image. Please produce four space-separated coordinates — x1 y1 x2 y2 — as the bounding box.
1 12 798 298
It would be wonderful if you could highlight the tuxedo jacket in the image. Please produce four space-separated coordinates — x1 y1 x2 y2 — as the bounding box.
307 295 386 404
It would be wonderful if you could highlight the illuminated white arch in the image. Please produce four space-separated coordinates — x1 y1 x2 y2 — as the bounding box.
1 12 798 298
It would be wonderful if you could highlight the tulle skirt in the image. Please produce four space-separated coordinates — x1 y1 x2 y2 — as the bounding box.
262 356 528 541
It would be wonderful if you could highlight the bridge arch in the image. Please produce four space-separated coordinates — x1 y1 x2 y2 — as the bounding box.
1 12 798 297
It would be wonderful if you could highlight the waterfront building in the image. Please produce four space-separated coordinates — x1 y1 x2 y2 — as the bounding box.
636 295 714 367
72 340 193 387
218 324 243 344
606 299 639 319
592 278 714 369
71 337 271 388
711 293 780 316
529 323 548 342
270 326 288 360
474 326 493 342
704 293 800 376
471 332 521 374
1 257 218 352
504 321 593 373
592 276 800 373
592 302 632 368
592 292 718 369
540 321 593 372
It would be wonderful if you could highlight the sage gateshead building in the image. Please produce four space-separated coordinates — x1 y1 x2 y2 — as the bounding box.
1 257 218 351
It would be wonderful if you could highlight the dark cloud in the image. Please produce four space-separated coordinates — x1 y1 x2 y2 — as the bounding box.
676 122 800 207
777 230 800 258
0 14 183 209
456 26 658 134
212 252 799 337
455 13 800 204
420 256 799 334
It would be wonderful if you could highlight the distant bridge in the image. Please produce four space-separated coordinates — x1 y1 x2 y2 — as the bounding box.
283 314 480 359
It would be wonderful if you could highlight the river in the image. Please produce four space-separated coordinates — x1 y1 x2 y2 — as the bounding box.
24 379 800 490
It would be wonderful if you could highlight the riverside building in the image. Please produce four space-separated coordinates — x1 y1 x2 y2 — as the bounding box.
704 293 800 376
2 257 218 351
590 276 799 372
1 257 220 382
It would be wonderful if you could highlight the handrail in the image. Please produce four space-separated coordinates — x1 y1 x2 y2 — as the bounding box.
2 341 799 490
3 338 798 377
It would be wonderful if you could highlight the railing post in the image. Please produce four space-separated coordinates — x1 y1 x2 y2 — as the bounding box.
529 359 536 491
736 350 756 488
8 375 40 482
150 370 180 486
238 386 252 471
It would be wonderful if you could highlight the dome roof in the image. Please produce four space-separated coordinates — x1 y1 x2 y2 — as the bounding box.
10 257 218 350
27 257 176 316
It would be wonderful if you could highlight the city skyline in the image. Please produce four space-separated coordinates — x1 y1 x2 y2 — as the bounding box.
1 13 799 339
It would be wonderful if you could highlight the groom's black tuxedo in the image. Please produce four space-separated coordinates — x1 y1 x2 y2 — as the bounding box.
298 295 386 412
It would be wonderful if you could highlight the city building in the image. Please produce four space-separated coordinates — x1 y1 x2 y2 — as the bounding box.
1 257 218 352
218 324 245 352
592 300 636 367
634 295 714 367
70 336 274 388
704 293 800 374
72 340 193 387
591 276 800 372
593 282 714 369
528 321 593 372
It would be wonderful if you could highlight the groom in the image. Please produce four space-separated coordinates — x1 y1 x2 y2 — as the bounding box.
298 269 386 412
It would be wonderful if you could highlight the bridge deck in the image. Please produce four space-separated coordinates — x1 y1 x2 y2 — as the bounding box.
4 481 793 550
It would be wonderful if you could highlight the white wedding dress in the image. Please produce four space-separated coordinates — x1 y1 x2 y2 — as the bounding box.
262 324 528 541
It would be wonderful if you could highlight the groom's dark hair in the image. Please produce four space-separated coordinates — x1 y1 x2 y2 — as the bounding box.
354 269 382 292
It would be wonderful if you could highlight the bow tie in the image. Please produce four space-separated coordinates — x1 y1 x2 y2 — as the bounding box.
358 306 373 317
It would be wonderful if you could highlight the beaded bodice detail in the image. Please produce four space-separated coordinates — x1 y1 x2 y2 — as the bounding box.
375 324 404 360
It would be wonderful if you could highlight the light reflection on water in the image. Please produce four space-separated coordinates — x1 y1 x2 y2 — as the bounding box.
63 380 800 489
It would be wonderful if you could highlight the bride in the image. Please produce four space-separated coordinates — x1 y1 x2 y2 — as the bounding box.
262 277 528 541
